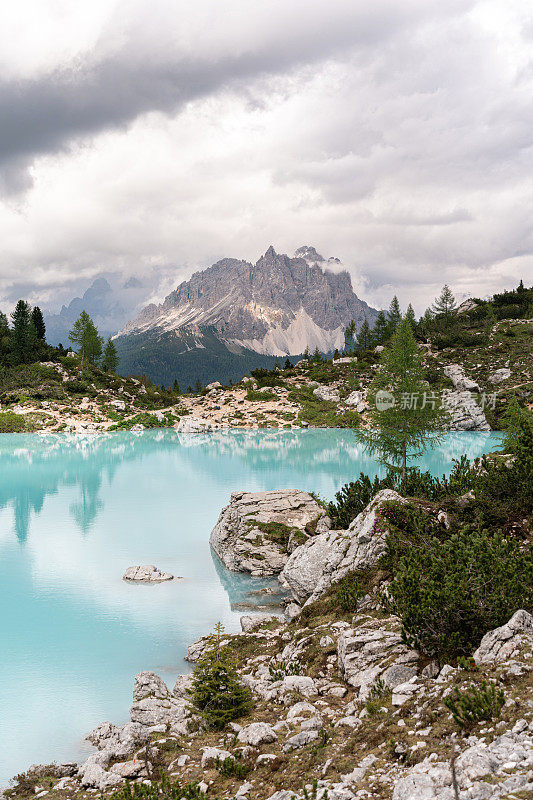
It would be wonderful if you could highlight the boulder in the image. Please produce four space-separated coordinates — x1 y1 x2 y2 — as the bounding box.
172 674 193 698
176 417 213 434
473 610 533 665
442 390 490 431
122 565 174 582
337 617 418 700
240 614 281 632
332 357 357 365
201 747 233 768
443 364 480 392
283 730 320 751
210 489 330 575
313 386 340 402
489 367 511 384
345 391 364 407
282 489 404 603
237 722 278 746
130 671 194 734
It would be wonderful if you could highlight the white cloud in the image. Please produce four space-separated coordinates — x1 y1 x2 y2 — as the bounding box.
0 0 531 317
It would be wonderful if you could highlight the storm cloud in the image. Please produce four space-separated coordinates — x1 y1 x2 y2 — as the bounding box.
0 0 531 315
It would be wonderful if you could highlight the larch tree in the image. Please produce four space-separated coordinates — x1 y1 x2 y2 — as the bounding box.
432 284 457 326
355 318 449 482
68 311 103 369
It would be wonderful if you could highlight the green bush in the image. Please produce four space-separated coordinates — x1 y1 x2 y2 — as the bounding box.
444 681 505 730
246 389 277 402
383 512 533 660
0 411 27 432
189 624 253 730
331 572 363 613
215 755 250 779
112 775 208 800
365 677 389 715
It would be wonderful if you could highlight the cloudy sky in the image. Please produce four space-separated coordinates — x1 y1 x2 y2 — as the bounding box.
0 0 531 318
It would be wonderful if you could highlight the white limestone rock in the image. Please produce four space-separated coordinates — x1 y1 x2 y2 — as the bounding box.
240 614 281 632
443 364 480 392
337 618 418 700
130 671 194 734
442 390 491 431
473 610 533 665
237 722 278 746
345 391 364 407
210 489 330 576
176 417 214 434
201 748 233 768
282 489 404 603
313 385 340 402
489 367 511 384
123 565 174 582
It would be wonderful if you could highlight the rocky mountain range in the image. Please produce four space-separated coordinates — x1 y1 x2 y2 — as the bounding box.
115 246 378 386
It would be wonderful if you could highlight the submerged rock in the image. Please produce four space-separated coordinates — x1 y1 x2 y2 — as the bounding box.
210 489 330 576
122 565 174 582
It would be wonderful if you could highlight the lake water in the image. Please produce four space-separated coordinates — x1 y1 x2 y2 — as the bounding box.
0 429 501 784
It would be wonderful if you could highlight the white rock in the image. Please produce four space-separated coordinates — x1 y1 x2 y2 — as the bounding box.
201 748 232 769
237 722 278 746
123 565 174 582
130 671 194 733
176 417 213 434
443 364 480 392
313 385 340 402
240 614 280 632
489 367 511 384
345 391 364 407
442 390 490 431
283 730 320 751
473 609 533 665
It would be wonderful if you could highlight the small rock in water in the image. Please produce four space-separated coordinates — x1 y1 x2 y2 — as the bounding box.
122 565 174 582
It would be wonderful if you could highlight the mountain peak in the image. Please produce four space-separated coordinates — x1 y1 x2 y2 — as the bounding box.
294 245 325 263
264 245 277 258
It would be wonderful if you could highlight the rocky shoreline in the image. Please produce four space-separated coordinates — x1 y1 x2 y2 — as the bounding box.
4 487 532 800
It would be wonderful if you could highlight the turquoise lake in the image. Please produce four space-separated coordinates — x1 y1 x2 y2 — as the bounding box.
0 429 501 784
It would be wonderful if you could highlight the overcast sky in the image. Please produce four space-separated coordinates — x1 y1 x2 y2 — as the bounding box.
0 0 531 317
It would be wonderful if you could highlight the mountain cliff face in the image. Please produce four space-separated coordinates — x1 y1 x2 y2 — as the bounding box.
115 246 378 385
119 246 377 356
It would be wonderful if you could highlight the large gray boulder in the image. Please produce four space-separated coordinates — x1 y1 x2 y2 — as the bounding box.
313 385 340 402
123 565 173 582
489 367 511 384
281 489 403 603
473 610 533 665
210 490 330 576
130 671 195 734
443 364 480 392
442 390 490 431
176 417 213 433
337 617 418 700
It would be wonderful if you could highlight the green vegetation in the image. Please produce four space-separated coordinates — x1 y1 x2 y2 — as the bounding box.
331 572 363 613
246 388 277 401
0 411 28 432
444 681 505 730
102 337 120 373
356 318 449 480
189 623 253 730
112 775 208 800
68 310 104 368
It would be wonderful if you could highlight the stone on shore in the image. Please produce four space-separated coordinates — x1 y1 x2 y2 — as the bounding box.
312 385 340 402
122 565 174 582
210 489 330 576
281 489 404 603
442 390 490 431
130 671 195 734
176 417 214 433
443 363 480 392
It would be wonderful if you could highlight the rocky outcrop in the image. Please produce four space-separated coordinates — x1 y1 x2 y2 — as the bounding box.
392 730 533 800
281 489 403 603
473 609 533 665
337 616 418 700
442 390 491 431
313 385 340 402
210 490 330 576
130 671 195 734
122 565 174 582
443 363 480 392
176 417 214 434
489 367 511 384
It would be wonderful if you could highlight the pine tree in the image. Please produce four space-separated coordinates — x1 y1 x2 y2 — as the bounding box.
68 310 103 369
303 345 310 360
284 358 292 370
10 300 32 364
355 318 448 481
357 318 371 350
189 623 253 730
173 379 180 393
432 284 457 325
312 346 322 363
31 306 46 340
344 319 357 351
372 310 389 345
405 303 416 328
102 337 119 373
388 296 402 333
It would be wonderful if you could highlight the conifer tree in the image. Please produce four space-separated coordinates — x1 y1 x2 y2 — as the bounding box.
10 300 32 364
173 379 180 393
344 319 357 351
357 318 371 350
356 318 448 481
372 310 389 345
388 296 402 333
189 623 253 730
405 303 416 327
432 284 457 326
102 337 119 373
31 306 46 340
68 310 103 369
